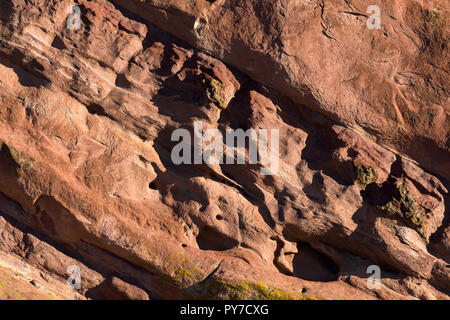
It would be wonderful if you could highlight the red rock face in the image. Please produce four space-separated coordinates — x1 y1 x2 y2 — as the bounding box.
0 0 448 300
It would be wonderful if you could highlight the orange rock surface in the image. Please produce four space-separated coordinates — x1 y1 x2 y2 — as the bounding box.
0 0 448 300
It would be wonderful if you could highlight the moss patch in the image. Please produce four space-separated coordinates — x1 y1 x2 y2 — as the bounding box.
8 146 35 176
203 75 226 109
164 254 320 300
420 9 447 55
377 180 426 237
193 279 319 300
173 265 205 287
355 165 378 189
424 10 447 33
164 254 207 290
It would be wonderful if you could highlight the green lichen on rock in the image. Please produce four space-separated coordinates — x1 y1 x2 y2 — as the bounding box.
421 10 447 54
355 165 378 189
377 181 426 237
165 254 320 300
185 272 323 300
0 143 35 176
203 75 226 109
194 279 319 300
424 10 447 33
173 265 205 287
8 146 35 176
165 254 206 289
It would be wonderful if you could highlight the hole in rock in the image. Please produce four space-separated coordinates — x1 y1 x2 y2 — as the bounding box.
30 59 44 72
291 242 339 282
86 102 108 117
216 214 224 220
1 51 50 88
115 74 132 88
347 147 358 158
148 181 158 190
51 36 67 50
196 226 238 251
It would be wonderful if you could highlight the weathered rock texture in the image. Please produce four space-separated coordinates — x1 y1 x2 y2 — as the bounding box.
0 0 448 300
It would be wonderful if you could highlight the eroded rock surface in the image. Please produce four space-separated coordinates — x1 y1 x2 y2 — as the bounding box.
0 0 448 300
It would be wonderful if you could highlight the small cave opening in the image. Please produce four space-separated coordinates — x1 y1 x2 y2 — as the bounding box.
291 242 340 282
196 226 238 251
51 35 67 50
148 181 158 190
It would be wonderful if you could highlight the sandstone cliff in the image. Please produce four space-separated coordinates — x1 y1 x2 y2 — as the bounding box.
0 0 448 300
